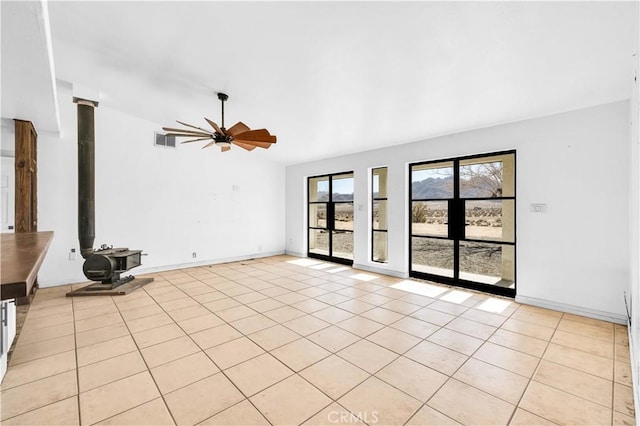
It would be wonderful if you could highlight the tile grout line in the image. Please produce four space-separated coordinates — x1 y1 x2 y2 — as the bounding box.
505 309 565 426
70 295 84 426
195 261 402 424
410 299 533 425
108 291 180 426
0 296 76 424
142 276 276 426
528 315 623 418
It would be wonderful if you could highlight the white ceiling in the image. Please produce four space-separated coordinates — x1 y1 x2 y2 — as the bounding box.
2 1 637 164
1 1 59 133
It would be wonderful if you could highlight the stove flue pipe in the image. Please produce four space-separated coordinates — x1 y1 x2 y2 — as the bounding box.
74 97 98 259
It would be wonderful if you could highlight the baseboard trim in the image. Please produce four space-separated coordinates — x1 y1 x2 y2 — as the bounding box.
515 294 627 324
38 251 286 288
133 251 286 276
352 263 409 279
284 250 306 258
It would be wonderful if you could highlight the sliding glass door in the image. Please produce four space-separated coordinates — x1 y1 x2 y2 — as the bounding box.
308 172 354 265
410 151 516 296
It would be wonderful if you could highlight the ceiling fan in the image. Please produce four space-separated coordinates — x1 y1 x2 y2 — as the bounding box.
162 92 276 152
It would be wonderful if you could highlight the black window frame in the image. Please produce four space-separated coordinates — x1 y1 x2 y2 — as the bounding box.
307 171 354 266
409 150 517 297
371 167 388 263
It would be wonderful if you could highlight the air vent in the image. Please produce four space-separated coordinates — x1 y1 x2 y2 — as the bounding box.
154 132 176 148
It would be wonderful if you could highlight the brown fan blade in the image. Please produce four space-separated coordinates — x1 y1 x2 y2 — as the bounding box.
202 141 215 149
176 120 217 135
204 117 224 135
221 146 231 152
232 140 257 151
180 137 211 144
232 140 272 149
226 121 251 137
162 127 212 137
234 129 277 143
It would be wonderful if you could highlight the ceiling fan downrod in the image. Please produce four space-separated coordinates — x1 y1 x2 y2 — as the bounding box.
217 92 228 131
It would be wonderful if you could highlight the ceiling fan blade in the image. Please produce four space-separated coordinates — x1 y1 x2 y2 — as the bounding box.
226 121 251 137
232 140 272 149
180 137 211 144
176 120 217 135
162 127 212 137
234 129 277 143
202 141 215 149
204 117 224 135
166 132 212 139
221 146 231 152
232 140 257 151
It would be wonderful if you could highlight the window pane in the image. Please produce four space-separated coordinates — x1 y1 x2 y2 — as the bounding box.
412 201 448 237
332 231 353 260
459 242 514 288
334 203 354 230
459 153 515 198
411 237 454 278
373 231 388 263
373 200 388 230
464 200 514 242
309 176 329 202
411 162 454 199
309 229 329 256
308 203 327 229
373 167 388 198
333 174 354 201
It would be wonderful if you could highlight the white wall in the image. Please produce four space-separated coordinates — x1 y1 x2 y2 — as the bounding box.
37 84 286 286
0 119 15 157
286 101 630 322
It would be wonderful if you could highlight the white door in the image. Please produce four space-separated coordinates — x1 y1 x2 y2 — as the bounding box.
1 156 15 233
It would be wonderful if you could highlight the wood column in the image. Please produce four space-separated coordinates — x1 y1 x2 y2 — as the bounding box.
14 120 37 234
14 120 38 304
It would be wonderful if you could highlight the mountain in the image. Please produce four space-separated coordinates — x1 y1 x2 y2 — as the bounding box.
412 177 453 199
412 177 494 199
315 191 353 202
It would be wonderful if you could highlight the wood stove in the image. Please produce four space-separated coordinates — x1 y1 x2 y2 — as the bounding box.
67 98 153 297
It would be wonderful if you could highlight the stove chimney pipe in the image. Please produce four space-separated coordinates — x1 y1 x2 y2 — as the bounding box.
67 96 153 297
74 97 98 259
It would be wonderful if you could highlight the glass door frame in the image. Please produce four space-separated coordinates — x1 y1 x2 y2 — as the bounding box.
308 171 354 266
409 150 516 297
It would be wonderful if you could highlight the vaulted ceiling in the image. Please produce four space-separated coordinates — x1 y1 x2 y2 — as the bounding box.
2 1 636 164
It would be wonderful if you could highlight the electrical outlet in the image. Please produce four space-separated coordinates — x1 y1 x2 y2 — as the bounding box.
530 203 547 213
69 248 77 261
192 252 197 259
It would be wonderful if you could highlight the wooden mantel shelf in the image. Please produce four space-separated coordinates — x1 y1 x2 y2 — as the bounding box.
1 231 54 300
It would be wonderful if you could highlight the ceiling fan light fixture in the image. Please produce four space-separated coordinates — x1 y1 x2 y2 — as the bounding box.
215 140 231 148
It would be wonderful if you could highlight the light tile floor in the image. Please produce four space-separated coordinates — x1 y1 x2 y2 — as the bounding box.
0 255 635 425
